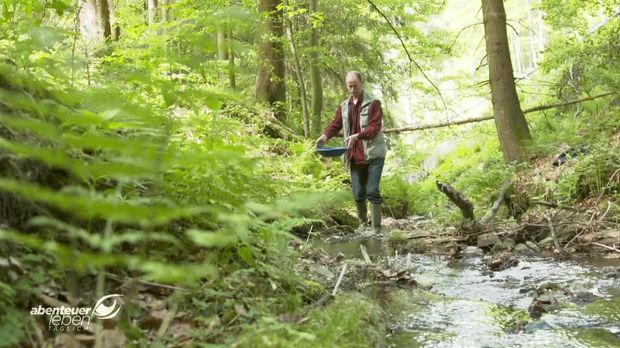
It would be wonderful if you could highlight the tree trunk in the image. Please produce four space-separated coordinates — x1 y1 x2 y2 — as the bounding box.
227 24 236 89
79 0 99 42
309 0 323 136
256 0 286 121
160 0 168 23
482 0 531 163
217 23 228 60
285 18 309 137
108 0 120 41
148 0 158 26
96 0 112 41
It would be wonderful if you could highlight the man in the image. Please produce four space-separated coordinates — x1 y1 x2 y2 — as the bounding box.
316 71 387 233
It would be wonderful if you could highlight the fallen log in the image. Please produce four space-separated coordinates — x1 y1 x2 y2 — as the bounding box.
384 92 616 134
436 181 475 220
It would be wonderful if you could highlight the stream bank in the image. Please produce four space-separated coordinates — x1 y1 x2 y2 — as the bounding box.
297 217 620 347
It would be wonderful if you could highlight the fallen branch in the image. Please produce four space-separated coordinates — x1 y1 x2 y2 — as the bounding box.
530 200 582 212
481 180 513 223
590 242 620 253
522 92 616 114
545 215 561 250
360 245 372 264
384 92 616 134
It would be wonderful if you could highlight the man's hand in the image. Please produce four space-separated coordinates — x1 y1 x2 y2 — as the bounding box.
344 133 359 148
315 134 328 148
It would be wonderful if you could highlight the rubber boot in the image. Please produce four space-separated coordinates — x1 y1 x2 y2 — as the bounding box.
371 203 382 234
355 201 368 231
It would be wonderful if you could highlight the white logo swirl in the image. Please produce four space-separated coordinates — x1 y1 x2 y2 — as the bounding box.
92 294 123 319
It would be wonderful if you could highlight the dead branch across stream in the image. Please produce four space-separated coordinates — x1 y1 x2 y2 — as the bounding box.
384 92 616 134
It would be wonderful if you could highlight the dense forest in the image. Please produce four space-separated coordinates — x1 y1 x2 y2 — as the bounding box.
0 0 618 347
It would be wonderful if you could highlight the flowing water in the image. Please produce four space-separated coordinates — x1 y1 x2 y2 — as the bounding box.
318 239 620 348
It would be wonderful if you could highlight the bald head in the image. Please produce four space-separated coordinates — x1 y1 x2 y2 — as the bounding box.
345 71 364 99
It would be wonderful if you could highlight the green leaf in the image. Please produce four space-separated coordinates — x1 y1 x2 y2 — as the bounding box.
186 229 238 248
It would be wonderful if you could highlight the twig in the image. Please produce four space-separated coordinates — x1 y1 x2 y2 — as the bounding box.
305 225 314 245
449 22 483 51
105 272 188 292
332 263 348 296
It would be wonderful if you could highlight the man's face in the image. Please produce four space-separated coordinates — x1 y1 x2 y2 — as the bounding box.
346 76 363 99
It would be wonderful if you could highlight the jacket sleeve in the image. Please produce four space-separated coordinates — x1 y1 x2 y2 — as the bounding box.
357 100 382 140
324 106 343 139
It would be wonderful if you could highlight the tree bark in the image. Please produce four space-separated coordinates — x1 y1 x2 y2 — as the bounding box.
256 0 286 121
148 0 158 26
285 18 310 137
96 0 112 41
309 0 323 136
482 0 531 163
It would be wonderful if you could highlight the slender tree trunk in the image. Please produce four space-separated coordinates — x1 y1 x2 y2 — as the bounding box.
482 0 531 163
309 0 323 135
285 18 309 137
217 23 228 60
160 0 168 23
148 0 158 26
227 24 236 89
108 0 120 41
96 0 112 41
256 0 286 121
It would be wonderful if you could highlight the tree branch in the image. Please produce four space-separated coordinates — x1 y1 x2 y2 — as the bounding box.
364 0 448 120
449 22 483 52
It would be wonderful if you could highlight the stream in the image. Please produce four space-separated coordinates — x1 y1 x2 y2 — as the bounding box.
318 238 620 348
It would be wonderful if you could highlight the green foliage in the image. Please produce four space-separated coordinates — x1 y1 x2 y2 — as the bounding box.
555 142 620 202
